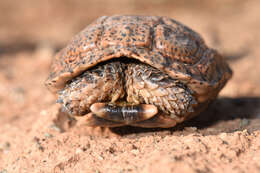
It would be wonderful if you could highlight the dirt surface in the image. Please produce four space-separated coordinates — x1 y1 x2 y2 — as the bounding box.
0 0 260 172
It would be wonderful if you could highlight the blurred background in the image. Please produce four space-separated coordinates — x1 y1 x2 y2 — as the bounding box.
0 0 256 51
0 1 260 172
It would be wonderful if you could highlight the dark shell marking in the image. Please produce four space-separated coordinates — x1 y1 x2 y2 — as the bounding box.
46 15 232 128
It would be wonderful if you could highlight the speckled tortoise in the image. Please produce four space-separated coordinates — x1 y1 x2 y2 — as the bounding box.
45 15 232 128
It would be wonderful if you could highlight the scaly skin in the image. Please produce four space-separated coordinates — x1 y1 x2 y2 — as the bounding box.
58 61 125 116
58 60 200 127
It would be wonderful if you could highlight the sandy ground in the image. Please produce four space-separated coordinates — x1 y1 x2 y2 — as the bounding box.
0 0 260 172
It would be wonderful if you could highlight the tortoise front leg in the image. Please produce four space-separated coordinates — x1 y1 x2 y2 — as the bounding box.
57 61 125 116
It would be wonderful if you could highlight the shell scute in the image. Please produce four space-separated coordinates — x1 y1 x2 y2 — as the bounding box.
46 15 232 99
101 23 151 48
154 24 202 65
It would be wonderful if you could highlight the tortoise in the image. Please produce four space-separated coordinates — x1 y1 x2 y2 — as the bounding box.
45 15 232 128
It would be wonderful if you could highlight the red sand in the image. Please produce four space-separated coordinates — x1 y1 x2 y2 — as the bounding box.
0 0 259 172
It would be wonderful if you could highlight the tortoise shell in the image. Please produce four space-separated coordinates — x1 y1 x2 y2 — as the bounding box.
45 15 232 127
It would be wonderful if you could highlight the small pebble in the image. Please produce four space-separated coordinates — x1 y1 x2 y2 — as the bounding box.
131 149 139 155
44 133 53 138
76 148 83 154
49 124 62 132
40 110 48 116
